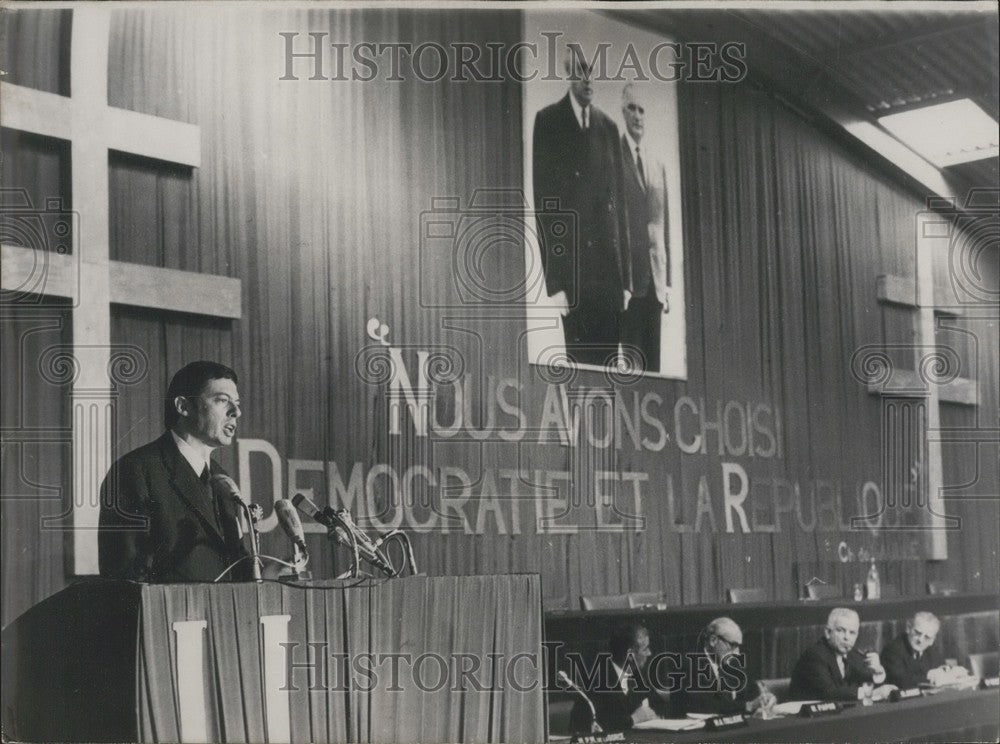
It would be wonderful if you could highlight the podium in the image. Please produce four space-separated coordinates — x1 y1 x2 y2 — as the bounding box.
2 575 544 743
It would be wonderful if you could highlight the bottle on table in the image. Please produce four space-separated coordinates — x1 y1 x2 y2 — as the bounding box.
865 559 880 600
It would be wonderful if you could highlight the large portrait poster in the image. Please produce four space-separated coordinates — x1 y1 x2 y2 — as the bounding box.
522 11 687 379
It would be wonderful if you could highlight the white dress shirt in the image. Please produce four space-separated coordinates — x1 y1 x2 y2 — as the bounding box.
171 430 211 480
568 92 590 130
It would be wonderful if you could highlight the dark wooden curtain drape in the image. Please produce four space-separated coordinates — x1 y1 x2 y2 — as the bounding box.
2 8 996 628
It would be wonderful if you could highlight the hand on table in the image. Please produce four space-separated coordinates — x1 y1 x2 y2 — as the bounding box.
631 698 660 726
870 684 898 702
747 687 777 713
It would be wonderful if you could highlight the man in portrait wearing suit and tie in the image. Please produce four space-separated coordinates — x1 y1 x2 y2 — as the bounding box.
790 607 896 702
532 46 631 368
880 611 947 688
619 82 669 373
99 360 251 582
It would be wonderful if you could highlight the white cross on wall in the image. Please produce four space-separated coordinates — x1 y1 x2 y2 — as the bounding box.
1 8 242 574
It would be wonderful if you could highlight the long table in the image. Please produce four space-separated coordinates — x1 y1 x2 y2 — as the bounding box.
546 593 1000 682
626 687 1000 743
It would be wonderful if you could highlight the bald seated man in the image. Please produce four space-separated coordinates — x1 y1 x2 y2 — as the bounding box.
790 608 896 702
673 617 776 716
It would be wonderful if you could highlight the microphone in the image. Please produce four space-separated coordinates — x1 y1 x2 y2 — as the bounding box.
556 671 602 734
333 507 393 573
292 492 337 529
210 474 262 582
211 474 243 502
274 497 308 553
292 493 393 575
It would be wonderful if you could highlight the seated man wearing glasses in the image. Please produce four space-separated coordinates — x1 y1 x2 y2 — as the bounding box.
672 617 776 716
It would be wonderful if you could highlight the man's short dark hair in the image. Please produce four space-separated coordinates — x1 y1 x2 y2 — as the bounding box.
164 361 238 429
609 622 647 661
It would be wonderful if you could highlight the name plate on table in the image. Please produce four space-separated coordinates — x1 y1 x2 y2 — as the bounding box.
573 733 626 744
890 688 922 701
980 677 999 689
800 702 842 717
705 714 749 730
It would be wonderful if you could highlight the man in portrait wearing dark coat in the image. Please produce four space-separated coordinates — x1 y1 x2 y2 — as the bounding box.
619 82 669 373
99 360 251 582
532 46 631 367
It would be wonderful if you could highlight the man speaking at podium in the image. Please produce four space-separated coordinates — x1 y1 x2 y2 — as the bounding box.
99 361 251 582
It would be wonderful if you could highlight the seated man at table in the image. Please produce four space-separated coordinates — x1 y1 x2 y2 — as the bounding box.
672 617 776 716
569 622 669 733
790 607 896 702
881 611 969 688
880 611 943 688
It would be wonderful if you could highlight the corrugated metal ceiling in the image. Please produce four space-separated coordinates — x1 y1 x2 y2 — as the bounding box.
618 6 998 193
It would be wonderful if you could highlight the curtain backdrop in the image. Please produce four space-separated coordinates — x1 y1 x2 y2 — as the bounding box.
1 8 997 627
0 576 543 743
136 576 543 743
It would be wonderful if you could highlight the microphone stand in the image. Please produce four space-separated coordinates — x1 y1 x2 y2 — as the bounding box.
557 671 602 735
373 529 418 575
235 499 263 582
291 543 312 580
279 543 312 582
327 513 362 579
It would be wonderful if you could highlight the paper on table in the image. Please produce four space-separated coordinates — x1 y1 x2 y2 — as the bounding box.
927 666 971 687
772 700 820 715
921 675 981 691
632 718 707 731
685 712 714 719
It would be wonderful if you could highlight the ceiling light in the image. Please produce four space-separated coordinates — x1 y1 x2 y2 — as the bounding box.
878 99 999 168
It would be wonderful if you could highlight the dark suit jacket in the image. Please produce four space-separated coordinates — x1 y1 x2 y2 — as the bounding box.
620 133 652 297
99 432 251 582
672 651 757 716
880 634 942 688
532 93 630 308
790 639 877 701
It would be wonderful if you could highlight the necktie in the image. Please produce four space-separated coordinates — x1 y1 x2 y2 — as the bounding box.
636 147 647 190
837 654 846 679
203 465 226 534
582 106 589 130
